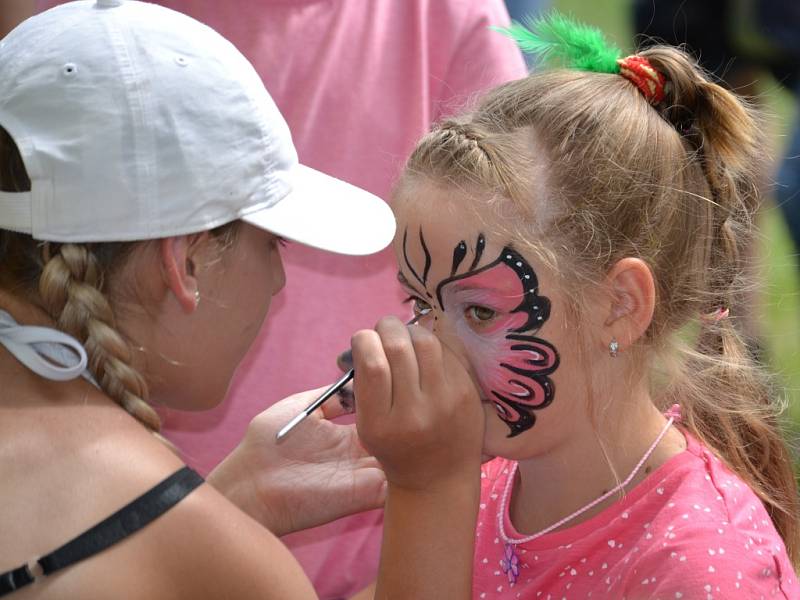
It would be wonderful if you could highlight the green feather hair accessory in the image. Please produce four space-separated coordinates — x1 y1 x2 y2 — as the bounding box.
493 12 668 104
492 12 621 74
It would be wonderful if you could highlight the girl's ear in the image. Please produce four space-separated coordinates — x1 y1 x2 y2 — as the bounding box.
159 233 208 314
602 257 656 352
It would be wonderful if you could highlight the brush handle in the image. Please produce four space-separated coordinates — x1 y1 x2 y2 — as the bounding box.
303 369 354 417
276 369 354 440
275 311 427 441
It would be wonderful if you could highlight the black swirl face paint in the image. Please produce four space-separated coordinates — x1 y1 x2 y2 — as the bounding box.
401 228 560 437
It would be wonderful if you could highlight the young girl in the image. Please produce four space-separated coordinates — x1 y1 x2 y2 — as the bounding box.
391 15 800 599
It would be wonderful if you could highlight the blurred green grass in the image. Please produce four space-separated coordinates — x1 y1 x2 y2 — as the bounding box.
553 0 800 454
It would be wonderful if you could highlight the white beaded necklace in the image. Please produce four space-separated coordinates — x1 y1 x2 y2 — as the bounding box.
497 416 675 583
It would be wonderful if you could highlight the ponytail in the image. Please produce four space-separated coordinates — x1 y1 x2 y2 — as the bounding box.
643 46 800 566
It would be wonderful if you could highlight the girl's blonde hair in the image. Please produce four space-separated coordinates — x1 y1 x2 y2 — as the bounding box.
0 127 238 433
399 45 800 565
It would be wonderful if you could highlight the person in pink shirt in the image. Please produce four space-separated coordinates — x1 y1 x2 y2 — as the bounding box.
28 1 526 597
389 14 800 599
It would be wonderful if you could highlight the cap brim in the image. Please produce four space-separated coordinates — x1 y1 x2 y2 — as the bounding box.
242 164 395 256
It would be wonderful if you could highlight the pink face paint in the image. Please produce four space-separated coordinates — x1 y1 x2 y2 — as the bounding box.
401 229 560 437
437 246 558 436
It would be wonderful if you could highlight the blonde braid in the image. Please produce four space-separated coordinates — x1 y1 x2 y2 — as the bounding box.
38 243 161 432
411 119 532 206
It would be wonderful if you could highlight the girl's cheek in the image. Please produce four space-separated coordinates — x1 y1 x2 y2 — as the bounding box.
426 313 479 366
451 318 503 388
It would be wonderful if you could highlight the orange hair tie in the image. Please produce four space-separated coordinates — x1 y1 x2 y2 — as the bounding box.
617 55 666 104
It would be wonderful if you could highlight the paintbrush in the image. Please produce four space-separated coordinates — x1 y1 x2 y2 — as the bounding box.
275 311 429 441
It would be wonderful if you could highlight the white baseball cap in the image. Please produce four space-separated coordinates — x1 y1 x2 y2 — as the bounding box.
0 0 395 255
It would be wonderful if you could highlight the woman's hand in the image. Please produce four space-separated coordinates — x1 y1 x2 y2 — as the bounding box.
208 388 386 537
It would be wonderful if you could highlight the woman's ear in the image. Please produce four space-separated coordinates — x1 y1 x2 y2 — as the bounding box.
159 233 208 314
602 257 656 352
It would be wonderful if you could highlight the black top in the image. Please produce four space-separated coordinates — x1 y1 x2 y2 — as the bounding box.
0 466 203 596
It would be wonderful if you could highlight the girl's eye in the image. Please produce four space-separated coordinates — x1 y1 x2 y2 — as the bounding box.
404 295 432 316
466 305 496 322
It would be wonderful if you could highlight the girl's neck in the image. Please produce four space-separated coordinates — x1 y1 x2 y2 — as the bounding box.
509 387 687 537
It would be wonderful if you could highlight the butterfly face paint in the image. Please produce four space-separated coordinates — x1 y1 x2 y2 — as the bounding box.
401 229 560 437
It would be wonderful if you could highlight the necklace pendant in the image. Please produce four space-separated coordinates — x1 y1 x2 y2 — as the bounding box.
500 543 520 585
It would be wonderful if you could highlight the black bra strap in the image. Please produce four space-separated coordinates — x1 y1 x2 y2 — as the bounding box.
0 466 203 596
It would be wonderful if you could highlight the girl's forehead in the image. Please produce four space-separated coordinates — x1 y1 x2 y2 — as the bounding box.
394 186 501 243
394 219 505 275
392 181 555 287
395 179 536 235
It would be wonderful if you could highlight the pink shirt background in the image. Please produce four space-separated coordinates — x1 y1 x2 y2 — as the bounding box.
475 431 799 599
34 1 526 597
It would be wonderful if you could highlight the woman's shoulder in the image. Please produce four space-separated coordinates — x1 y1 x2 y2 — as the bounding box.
52 466 317 600
0 381 187 555
0 388 315 599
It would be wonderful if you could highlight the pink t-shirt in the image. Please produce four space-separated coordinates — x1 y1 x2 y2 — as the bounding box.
33 1 526 597
474 431 799 599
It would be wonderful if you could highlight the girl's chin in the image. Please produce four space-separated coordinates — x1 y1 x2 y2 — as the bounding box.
480 402 543 462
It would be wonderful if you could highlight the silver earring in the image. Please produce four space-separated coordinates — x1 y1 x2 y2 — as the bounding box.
609 337 619 358
194 289 200 308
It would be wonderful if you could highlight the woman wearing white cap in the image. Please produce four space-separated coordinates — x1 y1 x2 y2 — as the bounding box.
0 1 484 598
